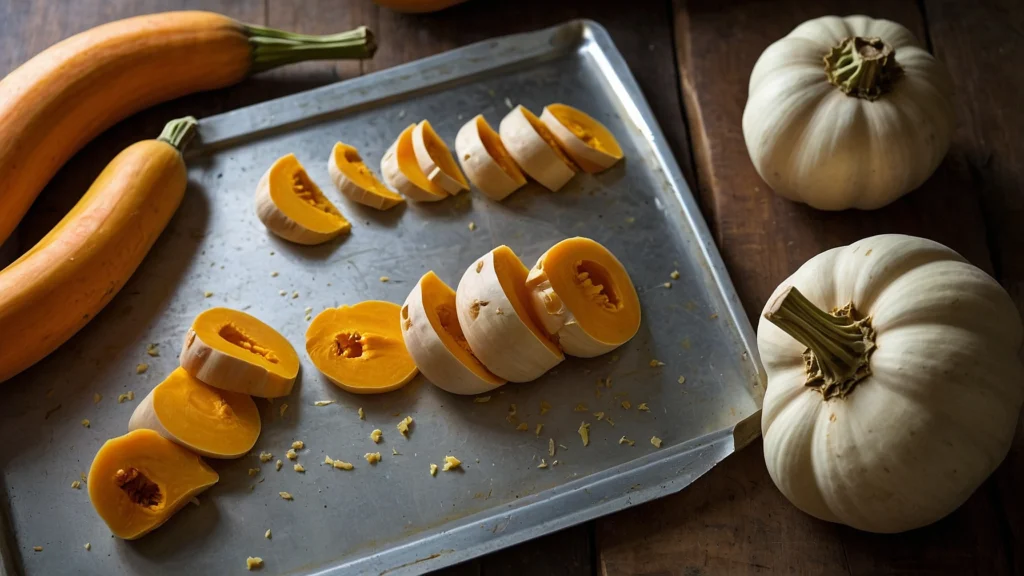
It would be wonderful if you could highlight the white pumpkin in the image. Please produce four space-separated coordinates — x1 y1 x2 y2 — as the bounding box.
758 234 1024 533
742 15 955 210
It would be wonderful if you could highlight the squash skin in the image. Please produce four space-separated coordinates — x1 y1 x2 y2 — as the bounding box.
0 12 250 247
0 138 187 383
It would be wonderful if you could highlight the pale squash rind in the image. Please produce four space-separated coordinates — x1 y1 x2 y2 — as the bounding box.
455 115 526 201
499 105 576 192
381 138 447 203
412 120 469 195
540 104 623 173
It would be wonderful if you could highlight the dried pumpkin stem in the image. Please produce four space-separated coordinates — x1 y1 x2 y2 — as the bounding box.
246 25 376 73
157 116 198 153
763 286 875 400
824 36 903 100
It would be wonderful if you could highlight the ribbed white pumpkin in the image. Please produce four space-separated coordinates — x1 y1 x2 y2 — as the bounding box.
742 15 955 210
758 234 1024 533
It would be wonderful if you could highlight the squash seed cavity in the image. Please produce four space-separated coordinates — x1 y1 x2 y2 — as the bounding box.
114 468 162 508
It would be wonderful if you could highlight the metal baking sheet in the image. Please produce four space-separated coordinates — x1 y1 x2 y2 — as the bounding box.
0 20 764 576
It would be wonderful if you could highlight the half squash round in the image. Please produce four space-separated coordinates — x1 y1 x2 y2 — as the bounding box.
526 237 641 357
381 124 448 202
129 367 261 459
328 142 404 210
180 307 300 398
306 300 419 394
255 153 351 245
540 104 623 173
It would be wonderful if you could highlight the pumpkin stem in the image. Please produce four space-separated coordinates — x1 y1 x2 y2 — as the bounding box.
824 36 903 101
763 286 876 400
157 116 199 153
245 25 376 73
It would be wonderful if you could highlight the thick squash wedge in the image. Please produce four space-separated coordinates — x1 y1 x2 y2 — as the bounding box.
0 11 375 247
0 118 197 383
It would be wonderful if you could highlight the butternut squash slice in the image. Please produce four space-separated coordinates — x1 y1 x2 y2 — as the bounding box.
0 11 375 248
540 104 624 173
0 117 196 384
255 154 351 245
525 237 641 357
499 105 577 191
456 246 563 381
455 115 527 201
129 367 261 458
327 142 404 210
412 120 469 194
180 307 299 398
401 272 506 395
380 125 448 202
306 301 418 394
88 429 219 540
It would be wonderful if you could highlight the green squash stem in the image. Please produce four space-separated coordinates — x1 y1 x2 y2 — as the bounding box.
157 116 199 153
245 25 376 73
764 286 876 400
824 36 903 101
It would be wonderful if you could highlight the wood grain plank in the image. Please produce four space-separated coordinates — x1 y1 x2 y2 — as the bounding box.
598 1 1012 574
923 0 1024 571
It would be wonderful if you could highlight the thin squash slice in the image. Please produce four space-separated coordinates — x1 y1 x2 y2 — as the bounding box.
180 307 299 398
306 301 418 394
455 114 527 201
255 153 351 245
401 272 506 395
129 367 261 458
540 104 623 173
328 142 404 210
412 120 469 194
380 124 448 202
88 429 218 540
525 237 640 357
456 246 563 381
499 105 577 191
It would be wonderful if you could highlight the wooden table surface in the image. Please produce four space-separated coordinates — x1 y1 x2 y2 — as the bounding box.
3 0 1021 574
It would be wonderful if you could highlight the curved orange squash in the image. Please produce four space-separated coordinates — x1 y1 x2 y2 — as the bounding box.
0 118 196 383
0 11 375 247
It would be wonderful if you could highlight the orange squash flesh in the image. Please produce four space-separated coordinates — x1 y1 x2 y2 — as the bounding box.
493 246 562 358
329 142 404 210
180 307 300 398
477 117 527 184
0 11 375 248
528 237 640 346
129 367 261 458
521 106 578 170
88 429 218 540
395 124 448 198
415 120 469 193
257 153 351 244
421 272 504 386
306 301 418 394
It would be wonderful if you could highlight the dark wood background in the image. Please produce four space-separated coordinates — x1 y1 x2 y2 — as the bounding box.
2 0 1021 574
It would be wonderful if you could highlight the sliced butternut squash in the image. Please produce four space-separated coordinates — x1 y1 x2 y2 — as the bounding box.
180 307 299 398
525 237 641 357
129 367 261 459
412 120 469 194
381 125 448 202
499 105 577 191
456 246 563 381
327 142 404 210
401 271 506 395
455 114 527 201
306 300 418 394
88 429 218 540
540 104 623 173
255 153 351 245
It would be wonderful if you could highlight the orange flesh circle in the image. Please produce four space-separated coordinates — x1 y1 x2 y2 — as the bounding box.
547 104 623 158
194 308 299 380
88 429 218 539
306 301 418 393
152 368 260 456
269 154 349 234
476 117 526 184
420 271 503 385
419 120 469 188
332 143 404 202
522 107 577 170
535 238 640 345
493 246 562 357
396 124 447 197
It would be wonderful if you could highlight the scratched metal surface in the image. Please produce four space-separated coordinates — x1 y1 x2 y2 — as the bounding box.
0 21 764 576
